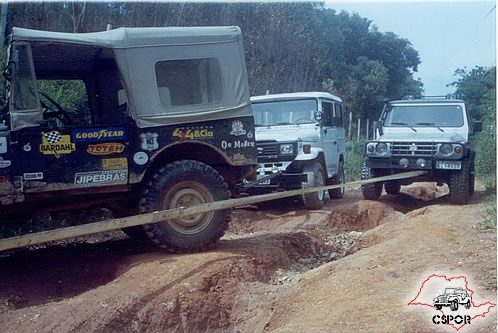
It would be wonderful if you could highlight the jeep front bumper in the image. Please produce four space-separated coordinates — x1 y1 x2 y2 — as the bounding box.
366 157 462 170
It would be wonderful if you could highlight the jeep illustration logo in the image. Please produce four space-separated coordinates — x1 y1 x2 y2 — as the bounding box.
408 274 496 331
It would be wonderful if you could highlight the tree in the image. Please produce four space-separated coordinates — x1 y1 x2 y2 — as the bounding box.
451 66 496 190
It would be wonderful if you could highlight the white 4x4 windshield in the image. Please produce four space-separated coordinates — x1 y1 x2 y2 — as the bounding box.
383 105 464 127
253 98 317 126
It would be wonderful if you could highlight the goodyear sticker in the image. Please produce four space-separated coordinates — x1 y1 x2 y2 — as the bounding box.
74 169 128 187
102 157 128 170
87 143 125 155
72 127 126 142
40 131 76 158
172 126 214 141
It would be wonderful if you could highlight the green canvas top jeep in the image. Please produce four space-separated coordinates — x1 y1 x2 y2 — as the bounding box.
0 26 257 252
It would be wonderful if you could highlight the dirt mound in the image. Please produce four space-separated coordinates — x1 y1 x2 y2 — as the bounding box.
0 183 495 333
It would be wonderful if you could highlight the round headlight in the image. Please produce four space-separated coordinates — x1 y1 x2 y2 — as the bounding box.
376 143 388 155
439 143 452 155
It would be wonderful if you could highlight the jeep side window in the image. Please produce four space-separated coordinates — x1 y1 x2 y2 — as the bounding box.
332 103 343 127
11 43 39 112
155 58 223 108
322 102 333 126
38 79 91 126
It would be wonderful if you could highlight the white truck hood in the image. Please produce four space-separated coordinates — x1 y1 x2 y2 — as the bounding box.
255 124 319 142
378 127 467 143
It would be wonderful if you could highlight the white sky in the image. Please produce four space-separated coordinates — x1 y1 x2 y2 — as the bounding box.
324 0 496 95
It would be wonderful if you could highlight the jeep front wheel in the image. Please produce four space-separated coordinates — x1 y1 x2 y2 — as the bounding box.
450 300 459 311
302 162 326 209
139 160 231 253
361 160 383 200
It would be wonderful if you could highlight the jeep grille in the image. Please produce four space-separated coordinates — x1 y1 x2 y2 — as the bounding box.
392 142 436 156
256 141 279 158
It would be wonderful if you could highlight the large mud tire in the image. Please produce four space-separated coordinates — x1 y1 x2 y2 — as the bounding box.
139 160 231 253
328 161 345 200
302 162 326 210
448 160 470 205
361 160 383 200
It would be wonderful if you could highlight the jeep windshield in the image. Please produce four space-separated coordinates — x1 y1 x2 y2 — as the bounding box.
383 105 464 127
252 98 317 126
444 288 457 294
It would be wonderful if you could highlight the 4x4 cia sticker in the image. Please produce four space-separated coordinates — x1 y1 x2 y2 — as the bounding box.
40 131 76 158
408 274 496 331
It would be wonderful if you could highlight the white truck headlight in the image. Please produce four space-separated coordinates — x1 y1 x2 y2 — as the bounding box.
280 143 294 154
439 143 453 156
376 143 388 155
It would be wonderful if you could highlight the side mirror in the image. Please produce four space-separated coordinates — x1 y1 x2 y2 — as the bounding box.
313 111 323 122
373 121 383 138
472 120 482 133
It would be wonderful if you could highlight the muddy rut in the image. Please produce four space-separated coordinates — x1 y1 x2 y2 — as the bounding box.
0 184 495 333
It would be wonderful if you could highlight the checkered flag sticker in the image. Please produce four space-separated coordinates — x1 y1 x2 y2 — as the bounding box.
43 131 63 144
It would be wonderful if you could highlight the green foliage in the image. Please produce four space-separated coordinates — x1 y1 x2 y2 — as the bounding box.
452 66 496 227
345 140 366 182
4 2 422 123
452 66 496 191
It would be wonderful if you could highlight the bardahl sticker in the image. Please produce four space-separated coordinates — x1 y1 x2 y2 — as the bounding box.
72 127 126 142
102 157 128 170
40 131 76 158
87 142 125 155
74 169 128 187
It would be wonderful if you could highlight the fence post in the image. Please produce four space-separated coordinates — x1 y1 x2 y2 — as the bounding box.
366 118 370 140
348 112 352 140
357 118 361 141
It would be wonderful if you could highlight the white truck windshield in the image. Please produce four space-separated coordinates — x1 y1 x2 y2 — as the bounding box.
253 98 318 126
384 105 464 127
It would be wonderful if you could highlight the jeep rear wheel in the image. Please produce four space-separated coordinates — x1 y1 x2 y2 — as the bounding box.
302 162 326 210
139 160 231 253
361 160 383 200
328 161 345 200
448 160 470 205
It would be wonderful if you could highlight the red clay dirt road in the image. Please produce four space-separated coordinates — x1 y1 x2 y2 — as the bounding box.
0 183 496 333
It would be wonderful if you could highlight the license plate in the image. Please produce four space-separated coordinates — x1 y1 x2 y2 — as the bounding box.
436 161 461 170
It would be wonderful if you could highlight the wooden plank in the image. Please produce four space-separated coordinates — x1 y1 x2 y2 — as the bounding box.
0 170 426 252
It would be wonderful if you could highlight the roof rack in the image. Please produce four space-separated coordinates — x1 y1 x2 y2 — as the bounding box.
401 94 460 100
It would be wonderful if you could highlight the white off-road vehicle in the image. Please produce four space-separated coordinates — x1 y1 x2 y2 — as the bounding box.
361 96 481 204
247 92 346 209
433 287 472 311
